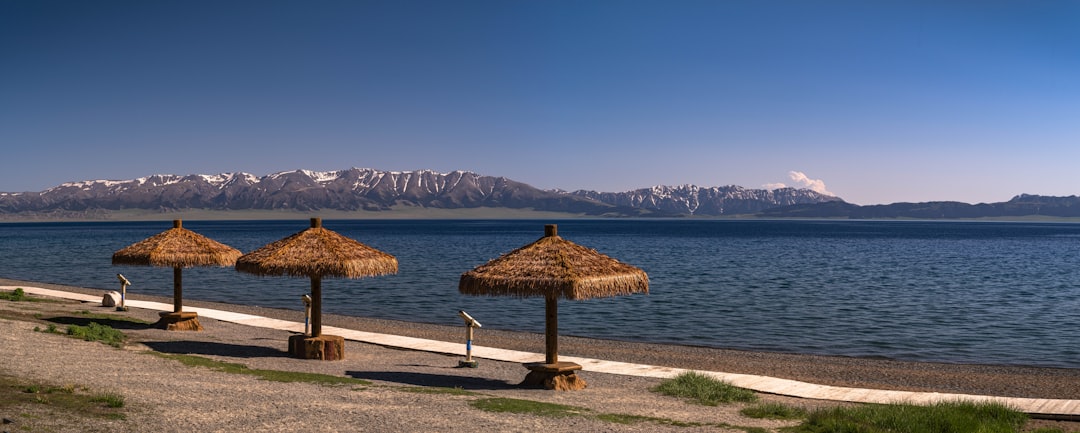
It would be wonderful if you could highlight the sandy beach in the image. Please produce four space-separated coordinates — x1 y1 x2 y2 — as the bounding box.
1 278 1078 432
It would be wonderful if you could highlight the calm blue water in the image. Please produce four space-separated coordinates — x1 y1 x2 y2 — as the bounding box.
1 219 1078 368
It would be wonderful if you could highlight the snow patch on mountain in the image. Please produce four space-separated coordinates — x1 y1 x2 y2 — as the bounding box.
2 168 842 217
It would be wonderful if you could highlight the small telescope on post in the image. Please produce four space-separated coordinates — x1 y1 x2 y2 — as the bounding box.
302 294 312 336
457 310 481 368
116 273 131 311
458 310 482 328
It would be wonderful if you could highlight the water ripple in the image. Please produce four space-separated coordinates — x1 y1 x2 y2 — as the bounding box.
1 219 1078 368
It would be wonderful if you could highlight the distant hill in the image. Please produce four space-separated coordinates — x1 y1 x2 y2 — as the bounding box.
572 184 840 216
758 194 1080 219
0 168 839 219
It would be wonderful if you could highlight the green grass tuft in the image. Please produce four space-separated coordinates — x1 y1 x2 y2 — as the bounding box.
398 386 478 396
150 353 372 386
74 310 153 324
91 392 125 408
594 413 705 427
470 398 590 418
0 288 27 301
66 322 126 347
470 397 736 429
651 371 758 406
788 401 1027 433
35 323 60 334
593 413 654 424
0 288 53 303
741 402 807 420
0 375 126 421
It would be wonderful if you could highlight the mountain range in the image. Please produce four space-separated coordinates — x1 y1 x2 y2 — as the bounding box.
2 168 1076 219
758 194 1080 219
0 168 839 218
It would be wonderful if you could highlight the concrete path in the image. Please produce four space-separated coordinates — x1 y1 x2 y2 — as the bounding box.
5 285 1079 419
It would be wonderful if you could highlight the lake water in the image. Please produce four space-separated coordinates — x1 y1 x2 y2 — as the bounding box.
1 219 1078 368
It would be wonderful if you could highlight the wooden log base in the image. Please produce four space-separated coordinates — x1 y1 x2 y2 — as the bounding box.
156 311 203 332
288 334 345 361
521 362 587 390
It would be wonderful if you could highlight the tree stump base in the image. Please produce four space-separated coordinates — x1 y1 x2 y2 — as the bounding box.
521 362 587 391
156 311 203 331
288 334 345 361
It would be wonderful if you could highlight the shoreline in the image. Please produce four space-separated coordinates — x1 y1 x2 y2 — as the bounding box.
3 277 1079 400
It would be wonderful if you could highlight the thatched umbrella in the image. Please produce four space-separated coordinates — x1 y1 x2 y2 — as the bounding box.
235 218 397 338
459 224 648 370
112 219 242 329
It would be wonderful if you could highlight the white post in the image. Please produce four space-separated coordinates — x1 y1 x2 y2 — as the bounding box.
457 310 481 368
302 294 312 336
116 274 131 311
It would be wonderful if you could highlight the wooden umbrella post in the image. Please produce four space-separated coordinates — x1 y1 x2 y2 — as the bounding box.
239 216 397 361
113 218 238 333
173 266 182 313
545 295 558 365
523 294 584 390
157 263 203 331
311 276 322 337
172 218 184 314
460 223 647 390
287 272 345 360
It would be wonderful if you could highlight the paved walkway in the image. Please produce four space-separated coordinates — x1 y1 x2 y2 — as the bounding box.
4 285 1079 419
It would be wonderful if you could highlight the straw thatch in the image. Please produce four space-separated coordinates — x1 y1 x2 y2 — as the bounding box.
459 225 649 300
235 219 398 278
112 219 242 318
112 220 242 268
235 218 398 342
459 224 648 369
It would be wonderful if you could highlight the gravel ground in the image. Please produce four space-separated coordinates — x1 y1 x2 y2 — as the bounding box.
1 279 1078 432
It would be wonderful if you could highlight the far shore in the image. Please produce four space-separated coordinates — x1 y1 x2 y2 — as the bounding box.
4 206 1080 222
3 276 1079 401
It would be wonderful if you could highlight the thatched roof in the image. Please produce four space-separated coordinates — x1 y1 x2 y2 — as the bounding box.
112 220 242 268
459 225 648 300
235 218 398 279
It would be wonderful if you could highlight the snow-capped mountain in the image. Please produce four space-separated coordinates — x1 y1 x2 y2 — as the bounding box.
572 184 841 215
0 168 840 217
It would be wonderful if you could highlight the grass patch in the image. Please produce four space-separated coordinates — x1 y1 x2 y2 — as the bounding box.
741 402 807 420
788 401 1027 433
471 397 769 430
651 371 758 406
66 322 127 347
397 386 478 396
34 323 61 334
0 288 54 303
0 287 27 301
0 374 125 421
35 321 128 347
91 392 125 408
74 310 153 325
150 353 372 386
470 397 589 418
594 413 705 427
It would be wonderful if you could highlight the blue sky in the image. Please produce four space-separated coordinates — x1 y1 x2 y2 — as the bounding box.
2 1 1077 205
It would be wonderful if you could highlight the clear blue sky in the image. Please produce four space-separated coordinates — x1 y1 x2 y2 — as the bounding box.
2 1 1077 205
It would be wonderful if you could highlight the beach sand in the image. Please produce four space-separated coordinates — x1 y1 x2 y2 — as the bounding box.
1 277 1078 432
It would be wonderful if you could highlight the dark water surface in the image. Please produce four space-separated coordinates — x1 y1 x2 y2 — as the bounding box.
2 219 1078 368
